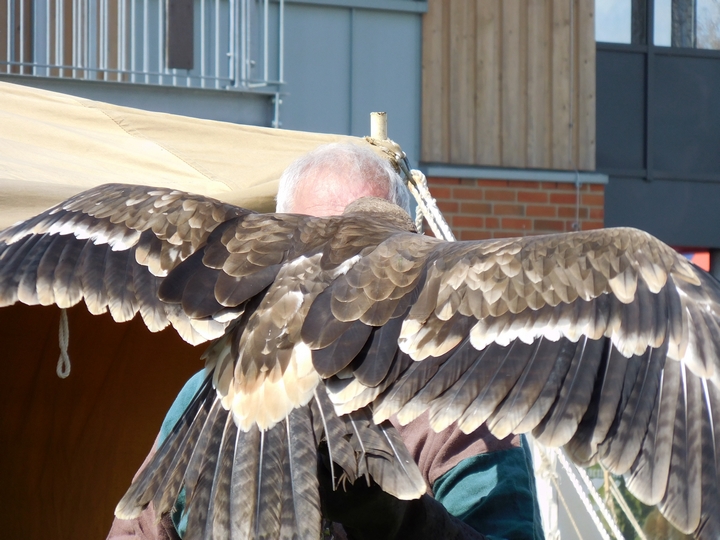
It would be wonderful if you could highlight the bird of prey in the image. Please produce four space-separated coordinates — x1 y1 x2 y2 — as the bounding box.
1 183 719 539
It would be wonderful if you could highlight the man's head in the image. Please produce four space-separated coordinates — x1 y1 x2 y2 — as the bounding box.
276 143 411 216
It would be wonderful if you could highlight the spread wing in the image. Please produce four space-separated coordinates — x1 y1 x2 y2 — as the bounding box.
3 184 720 539
303 227 720 539
0 183 249 344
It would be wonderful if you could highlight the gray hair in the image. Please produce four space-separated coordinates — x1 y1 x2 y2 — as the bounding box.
276 142 411 214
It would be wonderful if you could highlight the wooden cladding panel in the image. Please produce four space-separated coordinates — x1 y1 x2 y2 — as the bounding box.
421 0 596 171
475 0 501 165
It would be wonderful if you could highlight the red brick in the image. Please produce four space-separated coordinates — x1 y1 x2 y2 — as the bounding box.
437 200 459 213
514 181 541 190
458 229 492 240
549 193 578 205
485 189 516 202
460 178 478 186
581 194 604 206
460 202 492 214
581 221 605 230
477 179 510 188
590 183 605 192
590 207 605 220
553 182 582 191
533 219 566 232
502 218 532 230
486 217 500 229
517 191 548 203
541 182 560 190
428 177 462 185
453 187 485 200
526 205 556 217
454 216 484 228
494 204 524 215
430 187 452 199
558 206 588 219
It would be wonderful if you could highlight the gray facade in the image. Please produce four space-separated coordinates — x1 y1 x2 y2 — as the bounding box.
1 0 426 164
598 0 720 249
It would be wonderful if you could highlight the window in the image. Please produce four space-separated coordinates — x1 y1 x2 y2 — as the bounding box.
597 0 720 49
596 0 648 44
596 0 633 43
655 0 720 49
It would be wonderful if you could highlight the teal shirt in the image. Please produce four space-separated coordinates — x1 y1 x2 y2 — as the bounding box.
159 371 543 539
433 438 544 540
159 371 206 537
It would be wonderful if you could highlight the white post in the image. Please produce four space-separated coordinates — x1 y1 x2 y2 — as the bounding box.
370 111 387 141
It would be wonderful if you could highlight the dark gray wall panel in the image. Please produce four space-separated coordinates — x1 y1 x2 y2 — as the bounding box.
279 5 423 164
0 75 272 126
605 176 720 248
350 10 422 164
596 50 646 170
280 5 352 135
653 54 720 176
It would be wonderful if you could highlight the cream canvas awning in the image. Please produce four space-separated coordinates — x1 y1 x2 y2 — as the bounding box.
0 81 385 229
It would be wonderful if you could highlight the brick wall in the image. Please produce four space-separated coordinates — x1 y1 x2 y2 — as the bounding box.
426 177 605 241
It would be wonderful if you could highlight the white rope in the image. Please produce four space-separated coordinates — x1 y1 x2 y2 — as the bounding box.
607 474 649 540
57 308 71 378
407 169 456 241
555 449 624 540
364 135 456 242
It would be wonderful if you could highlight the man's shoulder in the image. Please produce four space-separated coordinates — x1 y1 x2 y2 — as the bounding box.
159 370 207 444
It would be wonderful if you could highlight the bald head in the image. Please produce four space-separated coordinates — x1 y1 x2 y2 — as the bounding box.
275 143 411 216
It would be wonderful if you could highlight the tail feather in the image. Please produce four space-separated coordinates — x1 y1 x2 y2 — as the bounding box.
204 414 236 538
115 377 215 519
117 383 424 539
314 386 426 500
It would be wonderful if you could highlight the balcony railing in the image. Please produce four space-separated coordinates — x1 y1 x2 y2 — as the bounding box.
1 0 284 90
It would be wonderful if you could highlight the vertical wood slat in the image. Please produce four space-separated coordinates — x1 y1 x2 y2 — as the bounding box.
449 0 475 163
475 0 500 165
501 0 525 167
551 0 571 169
421 0 596 172
526 0 550 168
421 0 445 162
576 0 596 170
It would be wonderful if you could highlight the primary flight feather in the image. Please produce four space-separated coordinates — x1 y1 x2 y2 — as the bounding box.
1 183 719 539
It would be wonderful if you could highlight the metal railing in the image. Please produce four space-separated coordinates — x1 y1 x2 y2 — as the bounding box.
1 0 284 91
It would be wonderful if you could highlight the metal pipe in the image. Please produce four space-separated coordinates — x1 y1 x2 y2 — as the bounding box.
20 0 25 68
6 0 11 72
143 0 148 83
228 0 234 85
99 0 105 79
130 0 135 81
72 0 77 77
239 0 245 83
56 0 62 76
120 0 126 79
278 0 283 83
46 0 51 76
215 0 220 88
200 0 205 87
263 0 268 82
89 0 98 79
84 0 89 78
157 0 163 84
